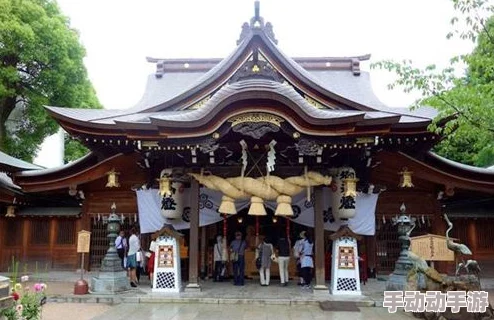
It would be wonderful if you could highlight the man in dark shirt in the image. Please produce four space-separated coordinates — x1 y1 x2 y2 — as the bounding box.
230 231 247 286
277 236 291 286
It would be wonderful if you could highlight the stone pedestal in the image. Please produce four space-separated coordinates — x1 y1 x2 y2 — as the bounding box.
91 242 130 294
91 271 129 294
184 283 202 292
386 204 416 292
313 285 330 297
330 236 361 295
153 237 182 293
90 204 130 294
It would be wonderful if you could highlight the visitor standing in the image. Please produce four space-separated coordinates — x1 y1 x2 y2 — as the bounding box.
300 231 314 289
230 231 247 286
277 236 290 286
127 227 141 287
293 232 306 285
147 235 157 288
257 237 274 286
213 235 226 282
115 230 127 269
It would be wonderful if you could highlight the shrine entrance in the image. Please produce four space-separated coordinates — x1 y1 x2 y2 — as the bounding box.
205 207 309 281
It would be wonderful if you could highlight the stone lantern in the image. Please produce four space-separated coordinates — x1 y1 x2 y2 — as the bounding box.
91 203 130 294
386 203 416 291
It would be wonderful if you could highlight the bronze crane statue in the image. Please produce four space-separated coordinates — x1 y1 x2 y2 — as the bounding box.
444 213 472 256
457 259 481 277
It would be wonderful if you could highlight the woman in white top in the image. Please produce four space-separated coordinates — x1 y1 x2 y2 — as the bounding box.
213 235 226 281
299 231 314 289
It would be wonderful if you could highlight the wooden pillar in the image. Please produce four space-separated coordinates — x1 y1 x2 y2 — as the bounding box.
313 187 328 291
49 218 57 269
200 226 207 279
22 219 29 261
186 179 201 291
0 218 4 268
467 219 478 259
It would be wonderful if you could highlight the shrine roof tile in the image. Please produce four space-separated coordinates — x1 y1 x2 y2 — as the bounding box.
0 150 43 172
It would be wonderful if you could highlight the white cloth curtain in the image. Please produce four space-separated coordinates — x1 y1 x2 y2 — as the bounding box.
136 188 249 233
265 187 378 236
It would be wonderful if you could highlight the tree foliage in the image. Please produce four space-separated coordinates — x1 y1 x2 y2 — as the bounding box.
0 0 101 163
372 0 494 167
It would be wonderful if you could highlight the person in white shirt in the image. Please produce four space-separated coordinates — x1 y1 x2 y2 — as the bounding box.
299 231 314 289
115 231 127 269
213 235 226 282
293 232 306 285
127 227 141 287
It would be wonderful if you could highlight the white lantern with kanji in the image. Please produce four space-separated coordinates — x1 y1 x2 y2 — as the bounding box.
331 167 357 220
160 181 188 220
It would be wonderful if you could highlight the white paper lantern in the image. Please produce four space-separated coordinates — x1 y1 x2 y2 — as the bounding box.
331 167 357 220
160 181 188 219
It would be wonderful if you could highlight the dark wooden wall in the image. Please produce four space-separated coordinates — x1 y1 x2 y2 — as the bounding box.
0 216 79 271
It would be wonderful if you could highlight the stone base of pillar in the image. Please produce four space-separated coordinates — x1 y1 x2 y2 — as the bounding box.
184 283 201 292
312 285 330 297
90 271 130 294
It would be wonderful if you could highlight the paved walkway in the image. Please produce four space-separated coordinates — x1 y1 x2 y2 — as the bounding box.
3 271 494 308
41 303 417 320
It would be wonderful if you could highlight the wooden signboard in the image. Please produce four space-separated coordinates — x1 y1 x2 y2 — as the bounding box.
410 234 456 261
338 246 355 269
158 245 174 268
77 230 91 253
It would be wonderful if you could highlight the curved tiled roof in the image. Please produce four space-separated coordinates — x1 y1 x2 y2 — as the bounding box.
45 11 437 136
0 150 43 172
425 152 494 176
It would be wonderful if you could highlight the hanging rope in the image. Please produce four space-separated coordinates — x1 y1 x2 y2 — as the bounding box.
189 171 331 201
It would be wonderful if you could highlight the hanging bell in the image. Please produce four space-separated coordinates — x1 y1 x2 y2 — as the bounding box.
343 177 359 197
5 206 15 218
399 167 414 188
106 168 120 188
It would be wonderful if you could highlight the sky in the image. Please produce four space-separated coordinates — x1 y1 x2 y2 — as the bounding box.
34 0 475 167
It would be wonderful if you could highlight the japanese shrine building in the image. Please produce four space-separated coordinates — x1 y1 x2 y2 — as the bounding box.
1 4 494 285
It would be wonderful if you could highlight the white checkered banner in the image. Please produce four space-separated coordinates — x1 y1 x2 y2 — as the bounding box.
136 187 377 235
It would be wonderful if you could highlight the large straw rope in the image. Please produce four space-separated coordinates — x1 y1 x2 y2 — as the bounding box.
189 171 332 201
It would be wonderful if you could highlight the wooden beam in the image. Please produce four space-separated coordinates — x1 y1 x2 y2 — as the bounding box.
185 179 201 291
313 187 328 290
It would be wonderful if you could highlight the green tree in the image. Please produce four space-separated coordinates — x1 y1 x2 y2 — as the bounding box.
0 0 101 163
372 0 494 167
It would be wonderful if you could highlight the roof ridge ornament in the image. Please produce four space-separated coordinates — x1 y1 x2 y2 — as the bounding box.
237 1 278 45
